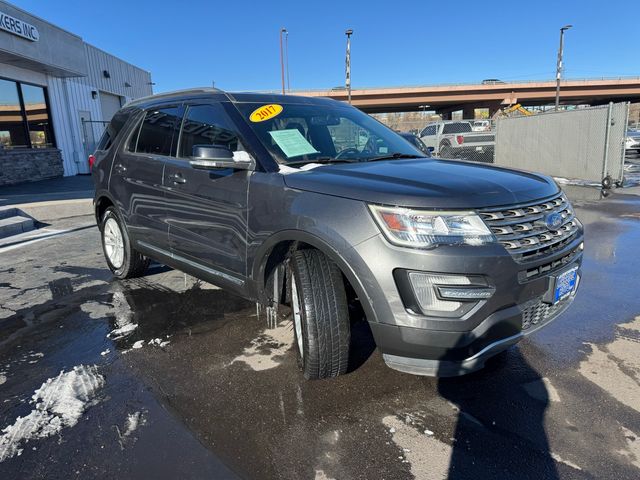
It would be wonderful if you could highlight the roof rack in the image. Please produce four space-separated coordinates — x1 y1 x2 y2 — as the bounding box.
125 87 224 107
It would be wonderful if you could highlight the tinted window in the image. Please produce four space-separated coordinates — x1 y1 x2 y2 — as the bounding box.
135 107 181 156
442 122 472 134
97 108 133 151
178 104 242 158
0 78 29 148
21 84 54 148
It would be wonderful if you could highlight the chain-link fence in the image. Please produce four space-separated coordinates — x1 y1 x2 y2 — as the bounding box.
373 113 496 163
374 103 640 186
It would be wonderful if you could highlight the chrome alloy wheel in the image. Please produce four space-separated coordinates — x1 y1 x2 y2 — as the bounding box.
103 218 125 269
291 277 304 359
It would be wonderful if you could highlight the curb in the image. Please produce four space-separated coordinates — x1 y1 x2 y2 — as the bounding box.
11 198 94 222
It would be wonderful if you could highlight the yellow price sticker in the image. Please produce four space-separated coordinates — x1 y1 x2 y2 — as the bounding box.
249 104 283 122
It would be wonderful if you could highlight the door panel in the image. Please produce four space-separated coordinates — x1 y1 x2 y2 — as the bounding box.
163 103 250 280
109 106 182 250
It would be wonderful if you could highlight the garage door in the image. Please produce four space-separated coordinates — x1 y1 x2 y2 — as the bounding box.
99 92 122 122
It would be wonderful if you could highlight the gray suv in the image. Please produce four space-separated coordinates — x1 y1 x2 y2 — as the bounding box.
92 89 583 379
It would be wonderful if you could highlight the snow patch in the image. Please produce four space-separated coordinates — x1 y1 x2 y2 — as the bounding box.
100 349 110 356
148 338 170 348
230 320 294 371
551 452 582 471
0 365 104 462
0 374 6 385
115 411 147 449
131 340 144 349
107 322 138 340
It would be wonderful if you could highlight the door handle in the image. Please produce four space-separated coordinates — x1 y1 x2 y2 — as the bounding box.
169 173 186 184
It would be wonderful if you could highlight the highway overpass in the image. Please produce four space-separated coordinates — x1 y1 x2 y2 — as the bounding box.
294 78 640 116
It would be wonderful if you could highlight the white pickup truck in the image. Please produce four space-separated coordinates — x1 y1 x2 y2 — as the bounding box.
419 120 495 161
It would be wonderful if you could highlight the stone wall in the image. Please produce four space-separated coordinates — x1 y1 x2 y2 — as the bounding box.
0 148 64 186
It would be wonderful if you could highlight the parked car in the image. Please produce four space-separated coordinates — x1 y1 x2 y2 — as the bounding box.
419 120 495 160
92 89 583 379
625 130 640 160
482 79 505 85
471 120 491 132
398 131 431 156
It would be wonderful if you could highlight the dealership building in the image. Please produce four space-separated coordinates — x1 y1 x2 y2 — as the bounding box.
0 1 153 186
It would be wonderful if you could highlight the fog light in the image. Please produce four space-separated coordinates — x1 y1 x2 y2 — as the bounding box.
407 272 493 316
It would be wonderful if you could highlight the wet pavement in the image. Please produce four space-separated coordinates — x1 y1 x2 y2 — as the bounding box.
1 189 640 479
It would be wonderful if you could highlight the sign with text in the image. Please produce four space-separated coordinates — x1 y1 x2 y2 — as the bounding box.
0 10 39 42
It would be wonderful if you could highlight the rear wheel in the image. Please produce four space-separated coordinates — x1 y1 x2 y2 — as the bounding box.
439 142 454 158
100 207 150 279
288 249 350 379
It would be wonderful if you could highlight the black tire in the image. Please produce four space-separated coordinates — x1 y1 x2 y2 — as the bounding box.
289 249 350 379
100 207 150 279
439 142 454 158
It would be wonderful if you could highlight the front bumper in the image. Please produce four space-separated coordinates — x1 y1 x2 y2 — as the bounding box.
347 226 583 377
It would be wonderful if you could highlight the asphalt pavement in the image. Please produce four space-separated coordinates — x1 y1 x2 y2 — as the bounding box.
0 187 639 479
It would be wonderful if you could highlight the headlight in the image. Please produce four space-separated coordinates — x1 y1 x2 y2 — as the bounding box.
369 205 495 248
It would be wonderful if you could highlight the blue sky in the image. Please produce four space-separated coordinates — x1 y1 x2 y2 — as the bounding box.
9 0 638 93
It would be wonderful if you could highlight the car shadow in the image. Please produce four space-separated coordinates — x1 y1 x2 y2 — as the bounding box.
438 347 560 480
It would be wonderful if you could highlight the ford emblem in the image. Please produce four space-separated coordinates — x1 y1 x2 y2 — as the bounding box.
545 212 563 230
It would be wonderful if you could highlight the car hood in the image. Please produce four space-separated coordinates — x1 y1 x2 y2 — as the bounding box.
282 159 559 209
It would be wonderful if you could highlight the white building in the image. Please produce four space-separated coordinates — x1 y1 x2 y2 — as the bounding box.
0 0 153 185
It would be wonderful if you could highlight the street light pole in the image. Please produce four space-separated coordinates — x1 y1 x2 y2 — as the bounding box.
555 24 572 111
345 29 353 104
280 27 287 95
285 30 290 93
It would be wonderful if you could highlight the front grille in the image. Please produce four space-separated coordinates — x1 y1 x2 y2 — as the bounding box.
479 193 580 262
522 245 582 280
521 297 570 330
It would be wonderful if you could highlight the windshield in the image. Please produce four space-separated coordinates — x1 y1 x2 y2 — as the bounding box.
234 101 425 165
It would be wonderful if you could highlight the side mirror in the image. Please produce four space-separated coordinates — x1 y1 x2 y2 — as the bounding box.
189 145 253 170
427 146 435 153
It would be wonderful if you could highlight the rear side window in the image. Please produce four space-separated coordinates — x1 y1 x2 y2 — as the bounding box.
178 104 242 158
442 122 472 134
133 107 182 156
96 108 132 151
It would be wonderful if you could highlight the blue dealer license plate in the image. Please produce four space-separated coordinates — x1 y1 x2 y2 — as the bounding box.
553 267 578 304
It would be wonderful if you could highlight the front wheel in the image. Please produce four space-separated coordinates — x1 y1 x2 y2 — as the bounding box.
100 207 150 279
289 249 350 379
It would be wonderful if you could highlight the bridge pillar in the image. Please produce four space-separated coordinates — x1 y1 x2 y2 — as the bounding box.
488 103 502 117
462 105 476 119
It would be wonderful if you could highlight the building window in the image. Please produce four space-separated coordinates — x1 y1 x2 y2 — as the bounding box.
0 78 56 149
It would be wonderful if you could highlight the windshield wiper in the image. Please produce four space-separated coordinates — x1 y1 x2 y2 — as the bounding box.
363 153 425 162
285 157 358 166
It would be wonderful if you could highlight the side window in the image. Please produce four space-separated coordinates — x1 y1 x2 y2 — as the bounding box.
97 109 131 151
135 106 181 156
420 125 436 136
178 104 242 158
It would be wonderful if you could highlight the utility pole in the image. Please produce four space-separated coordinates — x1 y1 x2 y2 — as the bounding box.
280 27 287 95
555 24 572 111
345 29 353 104
285 29 290 93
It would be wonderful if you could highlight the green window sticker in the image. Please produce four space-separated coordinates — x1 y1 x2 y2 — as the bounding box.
268 129 319 159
